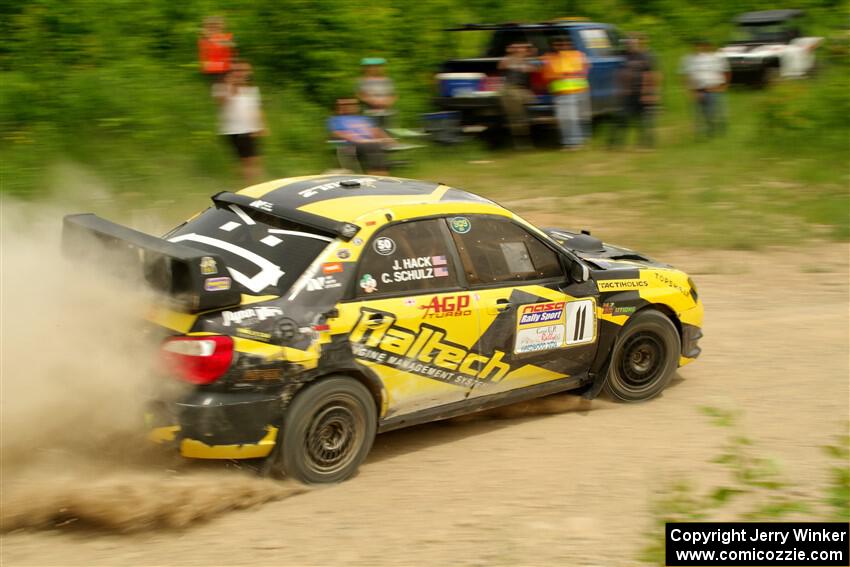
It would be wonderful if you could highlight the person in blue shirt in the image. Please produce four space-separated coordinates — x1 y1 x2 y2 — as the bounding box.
328 98 394 175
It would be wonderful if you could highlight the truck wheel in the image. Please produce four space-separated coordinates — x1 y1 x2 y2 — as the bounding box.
604 310 681 402
274 377 377 484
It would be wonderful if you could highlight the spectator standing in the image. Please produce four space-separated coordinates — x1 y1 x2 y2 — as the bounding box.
680 39 730 138
328 98 394 175
357 58 397 129
198 16 235 82
609 33 660 149
542 36 591 150
499 42 536 149
213 61 267 184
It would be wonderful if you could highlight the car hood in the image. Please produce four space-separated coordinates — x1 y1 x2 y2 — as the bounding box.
720 43 787 56
543 228 668 271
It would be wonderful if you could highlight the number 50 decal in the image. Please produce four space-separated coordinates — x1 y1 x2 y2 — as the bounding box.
565 299 596 346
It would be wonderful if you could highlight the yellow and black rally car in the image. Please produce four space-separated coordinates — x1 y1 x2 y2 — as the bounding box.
63 175 703 483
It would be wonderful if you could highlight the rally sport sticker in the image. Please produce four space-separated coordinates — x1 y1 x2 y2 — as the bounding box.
514 299 596 354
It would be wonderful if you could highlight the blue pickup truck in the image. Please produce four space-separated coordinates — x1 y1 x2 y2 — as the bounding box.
434 20 626 139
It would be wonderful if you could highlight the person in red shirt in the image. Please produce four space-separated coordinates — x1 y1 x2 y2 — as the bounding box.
199 16 235 82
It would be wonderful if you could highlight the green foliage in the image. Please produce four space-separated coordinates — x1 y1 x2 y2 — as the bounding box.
821 432 850 521
0 0 847 206
758 44 850 150
640 410 850 565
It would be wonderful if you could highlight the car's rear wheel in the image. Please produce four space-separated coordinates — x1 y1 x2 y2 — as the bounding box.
604 310 681 402
273 377 376 484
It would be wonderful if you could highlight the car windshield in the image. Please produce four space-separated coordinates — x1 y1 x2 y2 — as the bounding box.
735 23 797 43
165 205 333 296
485 30 551 57
576 27 619 56
485 27 619 57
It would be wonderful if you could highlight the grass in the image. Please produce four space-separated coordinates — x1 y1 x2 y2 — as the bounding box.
2 65 847 253
402 73 849 251
639 408 849 565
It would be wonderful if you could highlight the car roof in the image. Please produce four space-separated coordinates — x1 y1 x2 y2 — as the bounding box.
735 9 803 24
229 174 506 227
445 20 608 31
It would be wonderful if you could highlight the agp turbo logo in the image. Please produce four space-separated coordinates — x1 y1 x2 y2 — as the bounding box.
420 294 472 319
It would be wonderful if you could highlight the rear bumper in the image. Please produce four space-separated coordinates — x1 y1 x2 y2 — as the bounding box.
731 65 766 80
727 58 776 82
435 95 501 111
146 391 280 459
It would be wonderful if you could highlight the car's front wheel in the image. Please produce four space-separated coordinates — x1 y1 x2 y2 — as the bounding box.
272 376 377 484
604 309 681 402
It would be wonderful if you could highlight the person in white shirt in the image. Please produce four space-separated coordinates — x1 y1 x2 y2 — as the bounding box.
213 61 267 183
680 39 730 138
357 58 397 129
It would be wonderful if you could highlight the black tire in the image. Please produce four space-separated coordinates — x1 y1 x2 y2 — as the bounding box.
273 377 377 484
603 309 681 402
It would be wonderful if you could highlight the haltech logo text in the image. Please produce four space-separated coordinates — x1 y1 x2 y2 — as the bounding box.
420 295 472 319
351 308 509 384
597 279 649 291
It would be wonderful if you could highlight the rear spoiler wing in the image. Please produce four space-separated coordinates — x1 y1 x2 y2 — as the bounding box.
62 213 241 313
211 191 360 240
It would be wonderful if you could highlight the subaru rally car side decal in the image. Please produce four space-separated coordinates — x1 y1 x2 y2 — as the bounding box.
169 233 286 294
228 204 256 225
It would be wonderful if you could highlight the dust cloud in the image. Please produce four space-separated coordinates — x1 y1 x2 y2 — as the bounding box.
0 196 299 533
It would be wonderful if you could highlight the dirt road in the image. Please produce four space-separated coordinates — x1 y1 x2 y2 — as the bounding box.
2 243 847 567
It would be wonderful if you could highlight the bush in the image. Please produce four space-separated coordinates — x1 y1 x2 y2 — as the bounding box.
758 39 850 150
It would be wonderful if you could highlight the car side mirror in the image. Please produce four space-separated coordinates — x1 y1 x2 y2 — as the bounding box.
570 260 589 283
561 255 588 284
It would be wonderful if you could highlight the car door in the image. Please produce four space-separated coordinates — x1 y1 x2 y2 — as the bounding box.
336 218 480 418
445 214 599 399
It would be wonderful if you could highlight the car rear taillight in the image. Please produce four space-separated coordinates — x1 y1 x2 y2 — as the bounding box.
161 335 234 385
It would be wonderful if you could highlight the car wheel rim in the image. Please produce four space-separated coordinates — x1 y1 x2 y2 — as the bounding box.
617 332 665 392
304 394 364 476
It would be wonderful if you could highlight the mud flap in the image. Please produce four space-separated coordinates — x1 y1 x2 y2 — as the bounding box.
581 345 615 400
255 420 286 478
255 382 302 478
581 363 610 400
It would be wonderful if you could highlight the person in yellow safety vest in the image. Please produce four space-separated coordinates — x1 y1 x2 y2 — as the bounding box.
542 35 592 149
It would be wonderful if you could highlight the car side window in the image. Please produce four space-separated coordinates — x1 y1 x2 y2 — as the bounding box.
447 216 563 286
578 27 615 55
606 27 625 54
487 30 529 57
356 219 459 297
